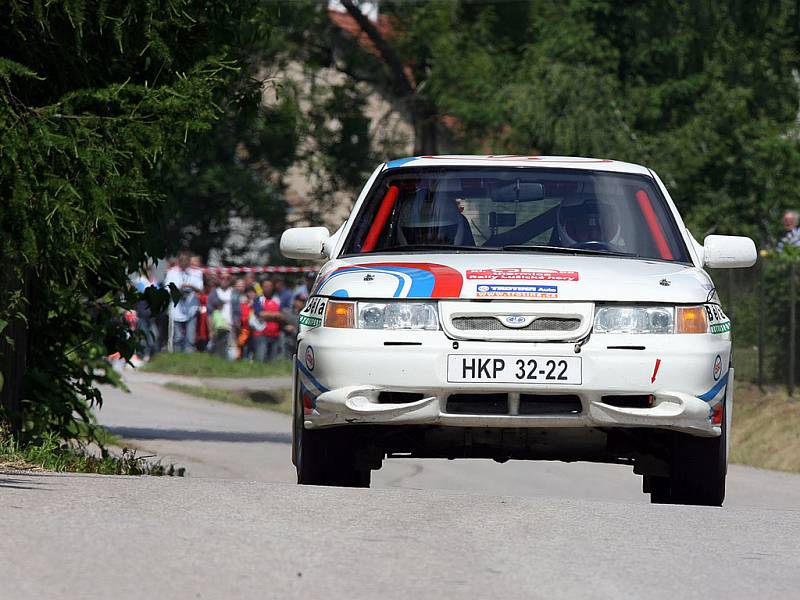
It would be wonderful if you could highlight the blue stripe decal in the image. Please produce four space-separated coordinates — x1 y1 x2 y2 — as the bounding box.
316 265 435 298
296 359 330 394
315 267 406 296
386 156 418 168
698 372 729 402
389 266 435 297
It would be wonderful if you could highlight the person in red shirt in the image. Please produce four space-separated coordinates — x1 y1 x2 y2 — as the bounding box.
249 280 283 361
238 285 256 360
195 273 214 352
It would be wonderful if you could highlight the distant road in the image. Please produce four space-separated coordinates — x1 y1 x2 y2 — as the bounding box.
0 369 798 599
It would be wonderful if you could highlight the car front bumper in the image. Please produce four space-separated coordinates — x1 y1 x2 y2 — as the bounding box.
296 328 730 437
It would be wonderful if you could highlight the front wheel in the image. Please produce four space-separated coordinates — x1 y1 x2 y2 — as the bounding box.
650 404 727 506
292 385 371 487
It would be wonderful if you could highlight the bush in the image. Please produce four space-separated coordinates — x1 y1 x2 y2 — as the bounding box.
0 1 276 445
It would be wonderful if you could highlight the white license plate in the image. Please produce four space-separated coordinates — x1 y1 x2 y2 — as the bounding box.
447 354 582 384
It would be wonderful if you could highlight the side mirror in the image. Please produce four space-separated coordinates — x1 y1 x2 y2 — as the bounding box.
280 227 330 260
703 234 757 269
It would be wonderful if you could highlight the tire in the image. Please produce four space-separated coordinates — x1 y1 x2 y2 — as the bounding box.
292 385 371 487
650 400 727 506
647 475 672 503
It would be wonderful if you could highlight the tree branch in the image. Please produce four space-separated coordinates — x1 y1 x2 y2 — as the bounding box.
337 0 415 98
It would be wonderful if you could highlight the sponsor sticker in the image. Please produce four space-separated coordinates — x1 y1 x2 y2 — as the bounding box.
713 355 722 381
466 268 579 282
476 284 558 299
299 296 327 328
305 346 315 371
705 304 731 334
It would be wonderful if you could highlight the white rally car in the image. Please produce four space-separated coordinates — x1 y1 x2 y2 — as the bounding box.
281 155 756 506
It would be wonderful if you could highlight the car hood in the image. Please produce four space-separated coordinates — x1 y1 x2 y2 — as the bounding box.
313 253 715 303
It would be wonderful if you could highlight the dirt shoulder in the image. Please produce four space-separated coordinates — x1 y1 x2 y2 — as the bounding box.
731 382 800 473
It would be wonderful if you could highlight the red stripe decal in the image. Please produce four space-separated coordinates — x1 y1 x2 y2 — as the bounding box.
635 190 673 260
361 185 400 253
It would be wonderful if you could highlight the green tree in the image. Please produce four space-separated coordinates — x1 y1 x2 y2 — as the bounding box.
0 1 280 442
160 96 300 263
419 0 800 244
159 2 316 262
310 0 456 155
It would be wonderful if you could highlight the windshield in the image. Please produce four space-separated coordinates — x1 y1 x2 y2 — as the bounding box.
341 167 690 262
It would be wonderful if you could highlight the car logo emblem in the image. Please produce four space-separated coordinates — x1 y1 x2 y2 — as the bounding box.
502 315 531 328
713 355 722 381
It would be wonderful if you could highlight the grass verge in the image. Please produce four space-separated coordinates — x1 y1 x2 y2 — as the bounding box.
143 352 292 378
731 382 800 473
0 431 185 476
165 382 292 415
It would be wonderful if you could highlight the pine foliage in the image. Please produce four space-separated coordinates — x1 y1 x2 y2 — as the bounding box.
0 0 272 442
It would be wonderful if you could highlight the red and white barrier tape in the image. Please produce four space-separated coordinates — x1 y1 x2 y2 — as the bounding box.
201 266 319 275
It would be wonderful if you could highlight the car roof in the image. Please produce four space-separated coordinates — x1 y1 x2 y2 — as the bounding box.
384 155 651 175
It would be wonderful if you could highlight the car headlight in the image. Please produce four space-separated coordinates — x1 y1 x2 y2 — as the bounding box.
324 300 439 330
594 305 708 334
359 301 439 330
594 306 674 334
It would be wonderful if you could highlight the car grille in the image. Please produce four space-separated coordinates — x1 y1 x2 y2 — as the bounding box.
439 300 593 342
451 316 581 332
519 394 582 415
445 393 582 415
446 393 508 415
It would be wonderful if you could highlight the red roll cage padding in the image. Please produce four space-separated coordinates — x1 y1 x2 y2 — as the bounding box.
635 189 673 260
361 185 400 253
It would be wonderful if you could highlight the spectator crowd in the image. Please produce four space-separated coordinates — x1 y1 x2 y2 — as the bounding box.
129 249 315 363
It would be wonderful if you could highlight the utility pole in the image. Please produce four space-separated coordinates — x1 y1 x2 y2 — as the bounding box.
790 261 797 398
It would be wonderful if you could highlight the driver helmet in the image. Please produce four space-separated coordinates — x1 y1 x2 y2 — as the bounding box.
557 196 620 246
397 189 462 245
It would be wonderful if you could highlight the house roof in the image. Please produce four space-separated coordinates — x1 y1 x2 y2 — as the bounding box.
328 8 396 59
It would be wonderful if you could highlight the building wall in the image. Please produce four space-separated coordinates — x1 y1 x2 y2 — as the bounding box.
267 61 414 232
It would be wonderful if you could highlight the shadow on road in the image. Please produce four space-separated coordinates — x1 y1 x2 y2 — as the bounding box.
0 474 52 490
106 427 291 444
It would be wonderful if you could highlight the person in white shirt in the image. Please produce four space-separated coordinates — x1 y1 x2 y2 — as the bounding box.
163 250 204 352
208 273 235 359
130 265 159 359
777 210 800 252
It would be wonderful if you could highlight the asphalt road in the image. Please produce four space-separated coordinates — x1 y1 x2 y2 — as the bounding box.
2 368 800 599
95 369 800 509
